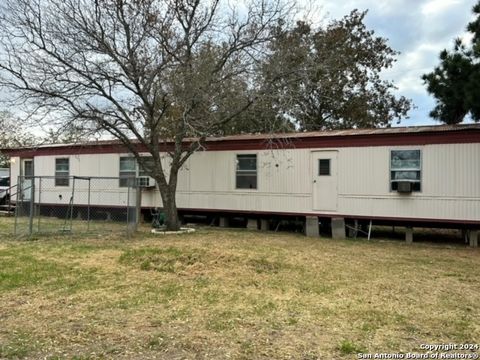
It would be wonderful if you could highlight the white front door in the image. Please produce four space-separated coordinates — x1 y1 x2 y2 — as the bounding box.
312 151 338 211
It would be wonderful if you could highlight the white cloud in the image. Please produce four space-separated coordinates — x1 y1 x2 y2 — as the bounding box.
421 0 461 16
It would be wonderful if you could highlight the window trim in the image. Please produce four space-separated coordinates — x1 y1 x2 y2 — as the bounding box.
389 149 422 192
235 153 258 190
55 157 70 187
23 159 34 178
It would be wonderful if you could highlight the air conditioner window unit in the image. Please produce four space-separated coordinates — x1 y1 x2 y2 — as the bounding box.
397 181 412 193
136 176 156 188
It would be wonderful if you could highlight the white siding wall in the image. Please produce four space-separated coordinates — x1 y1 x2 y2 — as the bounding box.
9 142 480 222
177 149 312 213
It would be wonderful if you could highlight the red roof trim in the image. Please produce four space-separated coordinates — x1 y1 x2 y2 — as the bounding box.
4 127 480 157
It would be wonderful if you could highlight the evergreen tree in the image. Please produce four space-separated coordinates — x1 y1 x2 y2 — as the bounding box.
422 1 480 124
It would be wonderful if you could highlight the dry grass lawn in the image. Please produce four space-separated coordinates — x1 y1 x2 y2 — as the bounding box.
0 222 479 359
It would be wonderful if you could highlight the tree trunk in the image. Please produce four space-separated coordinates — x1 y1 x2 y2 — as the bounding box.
156 175 180 231
163 190 180 230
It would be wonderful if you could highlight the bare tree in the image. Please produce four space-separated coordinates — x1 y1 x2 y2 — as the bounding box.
0 111 39 167
0 0 292 230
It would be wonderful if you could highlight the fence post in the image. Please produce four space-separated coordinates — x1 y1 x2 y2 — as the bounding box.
126 185 136 237
125 185 139 237
135 187 142 229
87 178 91 231
13 176 20 236
126 185 130 237
37 177 42 233
28 178 35 236
69 176 75 232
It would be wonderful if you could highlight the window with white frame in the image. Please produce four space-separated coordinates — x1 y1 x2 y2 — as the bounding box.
55 158 70 187
119 156 157 187
390 150 421 191
119 157 136 187
236 154 257 189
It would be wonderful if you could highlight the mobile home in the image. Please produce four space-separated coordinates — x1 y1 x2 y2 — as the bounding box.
4 124 480 244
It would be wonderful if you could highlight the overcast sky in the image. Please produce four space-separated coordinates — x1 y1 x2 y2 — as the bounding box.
316 0 477 126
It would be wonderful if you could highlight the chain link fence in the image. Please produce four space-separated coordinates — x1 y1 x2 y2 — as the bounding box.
14 176 138 238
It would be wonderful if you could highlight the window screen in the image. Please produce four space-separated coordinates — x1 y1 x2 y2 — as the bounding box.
236 154 257 189
119 157 136 187
24 160 34 178
390 150 421 191
55 158 69 186
319 159 331 176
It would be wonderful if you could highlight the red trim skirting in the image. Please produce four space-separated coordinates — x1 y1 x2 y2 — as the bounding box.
4 129 480 157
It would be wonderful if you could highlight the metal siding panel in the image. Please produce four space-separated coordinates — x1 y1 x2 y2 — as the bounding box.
337 196 479 222
337 147 390 196
213 152 233 192
423 143 480 198
257 149 311 195
177 157 190 192
188 151 216 192
34 156 55 177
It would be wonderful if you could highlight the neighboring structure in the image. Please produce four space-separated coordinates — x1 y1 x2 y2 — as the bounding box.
0 168 10 206
3 124 480 245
